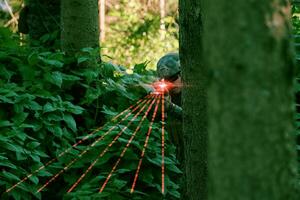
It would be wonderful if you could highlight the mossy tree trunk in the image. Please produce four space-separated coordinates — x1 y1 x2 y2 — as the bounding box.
179 0 207 199
61 0 99 55
204 0 298 199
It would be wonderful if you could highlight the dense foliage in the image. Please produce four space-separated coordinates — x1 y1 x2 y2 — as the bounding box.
0 28 181 199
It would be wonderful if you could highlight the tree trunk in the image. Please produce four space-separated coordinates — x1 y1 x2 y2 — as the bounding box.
160 0 166 40
18 0 60 40
179 0 208 199
61 0 99 55
99 0 106 42
204 0 298 199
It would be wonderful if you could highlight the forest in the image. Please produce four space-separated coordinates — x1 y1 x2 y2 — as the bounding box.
0 0 299 200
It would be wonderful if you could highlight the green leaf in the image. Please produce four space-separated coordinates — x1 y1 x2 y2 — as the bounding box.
44 71 62 87
0 66 15 80
33 150 49 158
63 102 84 114
16 152 27 160
112 179 127 189
81 47 94 53
102 105 118 116
14 103 24 113
30 154 40 162
28 175 39 184
40 57 64 68
167 164 182 174
15 130 27 141
12 112 29 125
140 169 154 184
26 141 40 149
2 142 24 153
63 114 77 132
146 156 161 167
0 155 8 160
0 51 8 59
25 101 42 110
46 113 62 121
61 74 81 81
11 192 21 200
43 102 55 113
169 190 181 198
133 61 148 74
51 71 63 88
15 93 35 103
77 56 90 64
0 120 12 127
27 52 38 66
0 160 17 169
2 171 20 181
0 95 14 103
47 126 63 137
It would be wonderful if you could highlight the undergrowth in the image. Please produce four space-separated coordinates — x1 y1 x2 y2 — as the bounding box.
0 28 181 200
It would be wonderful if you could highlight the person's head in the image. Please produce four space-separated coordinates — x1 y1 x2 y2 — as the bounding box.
156 53 182 93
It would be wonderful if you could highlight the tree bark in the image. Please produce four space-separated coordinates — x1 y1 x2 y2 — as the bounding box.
18 0 60 40
61 0 99 55
204 0 298 199
179 0 207 199
99 0 106 42
160 0 166 40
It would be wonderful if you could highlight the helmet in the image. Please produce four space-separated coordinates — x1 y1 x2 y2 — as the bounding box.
156 53 181 80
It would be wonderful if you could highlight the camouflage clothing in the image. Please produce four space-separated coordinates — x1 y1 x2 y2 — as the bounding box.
157 53 183 164
166 92 183 164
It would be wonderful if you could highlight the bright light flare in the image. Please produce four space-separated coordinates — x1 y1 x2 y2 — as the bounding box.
152 80 173 94
159 82 167 89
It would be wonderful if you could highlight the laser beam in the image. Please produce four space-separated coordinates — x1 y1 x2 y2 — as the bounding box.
37 96 155 193
130 94 161 193
67 95 158 193
5 94 151 194
111 94 152 121
161 93 165 194
99 96 160 193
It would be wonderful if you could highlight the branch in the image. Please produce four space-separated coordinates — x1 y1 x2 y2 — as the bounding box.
4 0 18 25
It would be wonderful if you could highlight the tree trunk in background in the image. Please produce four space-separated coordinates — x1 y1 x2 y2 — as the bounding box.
61 0 99 55
159 0 166 40
204 0 298 199
179 0 207 199
99 0 106 42
18 0 60 40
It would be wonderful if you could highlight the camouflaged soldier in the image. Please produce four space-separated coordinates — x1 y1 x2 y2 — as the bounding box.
157 52 184 163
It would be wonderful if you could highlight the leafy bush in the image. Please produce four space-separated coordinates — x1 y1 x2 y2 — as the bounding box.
0 28 181 199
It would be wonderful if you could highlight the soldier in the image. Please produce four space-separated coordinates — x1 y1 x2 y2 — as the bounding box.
156 52 184 164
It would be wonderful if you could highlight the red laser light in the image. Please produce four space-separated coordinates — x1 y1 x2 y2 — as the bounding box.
152 79 174 94
161 93 165 194
130 94 161 193
5 95 151 194
66 96 158 193
99 96 159 193
37 97 154 193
